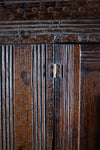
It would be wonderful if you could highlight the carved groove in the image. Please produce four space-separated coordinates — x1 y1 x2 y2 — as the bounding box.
0 45 14 150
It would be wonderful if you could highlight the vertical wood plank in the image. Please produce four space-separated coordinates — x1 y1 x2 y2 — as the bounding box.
54 44 80 150
54 44 64 150
33 44 37 150
41 44 46 150
68 45 73 150
68 45 71 150
72 45 80 150
65 45 69 150
46 44 54 150
14 45 33 150
62 45 67 150
32 44 47 150
26 47 33 150
37 44 42 150
32 45 34 150
6 45 10 150
67 45 80 150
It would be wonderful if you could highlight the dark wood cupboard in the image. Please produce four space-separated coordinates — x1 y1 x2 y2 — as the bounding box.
0 1 100 150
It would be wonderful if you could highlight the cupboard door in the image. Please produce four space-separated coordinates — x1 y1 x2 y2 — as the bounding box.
0 44 55 150
54 44 100 150
0 44 100 150
54 44 80 150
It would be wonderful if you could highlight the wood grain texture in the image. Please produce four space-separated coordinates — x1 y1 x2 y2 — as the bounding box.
0 1 100 21
80 71 100 150
80 44 100 150
0 43 100 150
0 45 14 150
46 44 54 150
0 1 100 43
54 44 80 150
14 45 33 150
0 0 100 149
81 44 100 70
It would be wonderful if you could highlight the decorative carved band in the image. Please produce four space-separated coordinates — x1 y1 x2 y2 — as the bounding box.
0 1 100 21
0 1 100 43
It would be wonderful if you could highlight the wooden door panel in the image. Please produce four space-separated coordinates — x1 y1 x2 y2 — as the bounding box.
54 44 80 150
80 44 100 150
0 44 100 150
0 44 54 150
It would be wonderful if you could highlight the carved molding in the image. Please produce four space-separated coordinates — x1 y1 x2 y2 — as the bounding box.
0 1 100 43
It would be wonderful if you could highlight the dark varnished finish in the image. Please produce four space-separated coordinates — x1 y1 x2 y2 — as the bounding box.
14 45 33 150
54 45 80 150
0 44 81 150
0 1 100 44
0 0 100 150
80 44 100 150
0 44 100 150
0 45 14 150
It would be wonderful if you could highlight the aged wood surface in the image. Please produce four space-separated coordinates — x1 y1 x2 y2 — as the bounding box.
14 45 33 150
80 44 100 150
0 44 100 150
54 44 80 150
0 1 100 43
0 44 80 150
0 45 14 150
0 0 100 150
46 44 55 150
